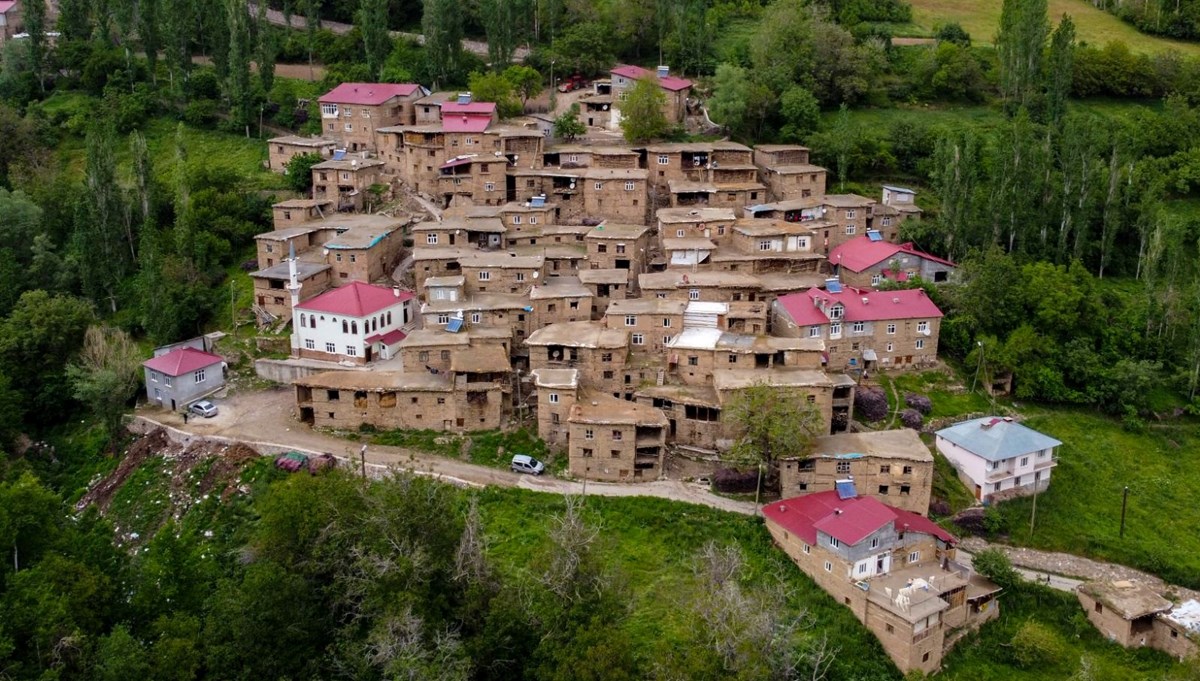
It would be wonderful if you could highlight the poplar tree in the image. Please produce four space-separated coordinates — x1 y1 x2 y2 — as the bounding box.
225 0 254 135
423 0 463 89
996 0 1049 112
357 0 391 81
23 0 47 92
139 0 162 82
256 1 278 95
1045 15 1075 126
479 0 523 68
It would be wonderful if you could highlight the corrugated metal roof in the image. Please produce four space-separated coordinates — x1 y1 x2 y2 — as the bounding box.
936 417 1063 462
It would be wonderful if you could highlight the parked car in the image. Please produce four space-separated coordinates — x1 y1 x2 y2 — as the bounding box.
510 454 545 475
189 400 219 418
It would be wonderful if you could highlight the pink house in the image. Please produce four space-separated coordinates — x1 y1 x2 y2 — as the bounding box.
610 65 693 124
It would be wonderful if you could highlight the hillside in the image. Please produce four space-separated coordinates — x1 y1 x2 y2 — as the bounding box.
905 0 1200 54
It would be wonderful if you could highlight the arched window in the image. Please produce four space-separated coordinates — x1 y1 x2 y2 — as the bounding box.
351 321 358 334
386 312 392 325
342 320 348 333
299 314 305 327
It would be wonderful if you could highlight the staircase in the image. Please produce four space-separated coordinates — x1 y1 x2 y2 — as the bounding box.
656 369 665 386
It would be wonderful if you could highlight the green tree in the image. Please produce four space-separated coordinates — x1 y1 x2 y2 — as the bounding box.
549 21 614 78
94 625 151 681
138 0 162 81
1045 14 1075 126
619 76 669 143
779 85 821 142
76 121 132 311
708 63 750 137
481 0 527 68
553 104 586 141
285 152 323 194
23 0 48 92
0 291 94 425
0 472 61 572
723 382 823 492
57 0 93 42
996 0 1050 111
225 0 254 134
423 0 464 88
256 0 278 94
503 65 542 109
468 70 521 118
971 547 1021 592
358 0 391 80
67 326 144 442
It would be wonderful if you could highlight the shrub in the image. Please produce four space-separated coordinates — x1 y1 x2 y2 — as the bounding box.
854 387 888 422
1011 621 1065 669
899 408 923 430
972 547 1021 592
904 392 932 415
929 498 951 517
713 467 758 494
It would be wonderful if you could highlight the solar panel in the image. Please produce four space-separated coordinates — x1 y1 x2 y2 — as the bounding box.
835 479 858 500
332 149 347 161
446 318 463 333
867 230 883 242
826 281 843 293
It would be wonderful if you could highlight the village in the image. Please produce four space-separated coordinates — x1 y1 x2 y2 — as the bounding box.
124 69 1200 676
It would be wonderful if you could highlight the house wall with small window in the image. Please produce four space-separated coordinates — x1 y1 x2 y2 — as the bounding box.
319 93 423 152
311 162 385 212
534 384 578 449
566 418 666 483
295 381 502 432
602 309 684 356
770 307 941 373
252 269 332 322
460 262 543 296
267 139 338 173
759 167 827 203
839 257 957 290
582 179 650 226
530 294 593 331
778 455 933 514
437 160 507 208
294 300 413 365
528 346 628 397
326 231 406 285
144 361 225 412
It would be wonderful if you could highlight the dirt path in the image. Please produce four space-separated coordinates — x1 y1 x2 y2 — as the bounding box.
132 387 757 515
247 3 528 62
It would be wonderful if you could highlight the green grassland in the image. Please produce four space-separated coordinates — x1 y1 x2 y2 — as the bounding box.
905 0 1200 55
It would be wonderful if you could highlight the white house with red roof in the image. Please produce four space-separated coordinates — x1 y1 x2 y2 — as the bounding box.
293 282 415 364
772 285 944 371
763 485 1000 674
143 346 226 412
318 82 430 152
610 65 693 126
830 234 955 289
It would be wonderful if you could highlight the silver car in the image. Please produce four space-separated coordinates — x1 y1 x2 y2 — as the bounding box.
510 454 545 475
189 400 219 418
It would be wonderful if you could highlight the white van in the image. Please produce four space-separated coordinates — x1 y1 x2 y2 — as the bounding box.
510 454 545 475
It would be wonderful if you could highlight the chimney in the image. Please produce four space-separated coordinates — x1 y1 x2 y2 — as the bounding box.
861 297 869 305
656 65 670 79
457 92 472 105
393 286 401 297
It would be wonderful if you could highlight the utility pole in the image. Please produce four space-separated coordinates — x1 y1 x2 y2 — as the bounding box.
1029 479 1038 538
754 460 764 517
1119 485 1129 538
230 281 237 337
360 443 368 482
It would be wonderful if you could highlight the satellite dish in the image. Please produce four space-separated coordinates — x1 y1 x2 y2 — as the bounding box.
603 104 609 110
552 350 561 359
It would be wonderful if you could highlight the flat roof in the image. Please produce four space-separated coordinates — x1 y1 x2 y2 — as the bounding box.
762 164 826 175
532 367 579 389
460 253 545 269
269 135 337 147
583 168 647 180
412 247 478 261
569 391 669 426
656 207 738 223
821 193 875 207
605 299 687 316
451 345 512 373
754 144 810 153
578 269 630 285
1079 581 1174 620
294 370 452 391
638 271 759 290
311 158 385 170
529 277 590 299
587 223 648 240
733 219 816 237
421 293 528 313
713 368 833 392
662 237 717 251
255 224 330 241
250 261 331 280
634 383 720 406
423 276 464 288
646 141 750 153
272 198 335 209
417 217 505 233
807 430 933 463
525 321 628 348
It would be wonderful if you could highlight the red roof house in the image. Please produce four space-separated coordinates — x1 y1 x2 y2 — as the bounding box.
830 236 956 287
610 65 693 92
775 286 944 328
143 347 225 376
762 490 956 547
319 82 423 106
297 281 414 318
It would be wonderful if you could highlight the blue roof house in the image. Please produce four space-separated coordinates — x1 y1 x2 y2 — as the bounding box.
935 416 1062 504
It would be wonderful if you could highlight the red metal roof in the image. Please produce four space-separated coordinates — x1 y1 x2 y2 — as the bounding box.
366 329 407 345
776 286 943 327
319 83 421 105
763 491 957 547
297 282 414 317
0 2 17 13
611 65 693 92
143 347 224 376
830 236 955 273
442 101 497 115
442 114 492 133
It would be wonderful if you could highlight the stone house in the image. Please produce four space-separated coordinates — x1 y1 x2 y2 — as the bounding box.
744 194 874 255
255 223 334 270
251 260 332 325
437 155 509 208
413 213 507 251
499 198 559 238
772 286 944 372
935 417 1062 504
143 346 226 412
666 180 766 212
318 82 428 152
543 145 640 170
567 391 669 482
0 1 22 44
578 269 630 318
779 430 933 515
271 199 334 229
532 367 579 449
526 321 630 398
397 327 512 374
713 367 839 435
610 65 692 125
753 144 827 202
375 124 446 193
1077 581 1176 651
603 298 687 355
830 235 956 289
414 91 457 124
644 141 753 194
420 294 530 346
267 136 338 173
880 185 922 222
311 158 386 212
323 216 407 284
460 252 545 295
294 370 505 432
585 223 650 279
634 383 725 452
529 276 592 330
763 489 1000 675
583 170 650 224
293 282 416 364
665 329 824 386
729 218 817 257
656 207 739 247
638 271 761 303
508 222 589 249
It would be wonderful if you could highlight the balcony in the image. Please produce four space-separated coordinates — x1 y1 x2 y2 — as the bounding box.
1034 456 1058 469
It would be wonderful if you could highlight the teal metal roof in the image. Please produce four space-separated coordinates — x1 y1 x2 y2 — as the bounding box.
936 417 1062 462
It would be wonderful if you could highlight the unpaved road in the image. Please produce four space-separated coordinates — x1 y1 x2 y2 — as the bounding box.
248 3 529 62
138 387 1197 598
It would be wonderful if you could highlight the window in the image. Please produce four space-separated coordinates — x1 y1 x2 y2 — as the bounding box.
425 233 439 244
440 350 451 361
611 450 621 458
846 209 856 219
343 107 353 117
824 561 832 572
612 429 623 440
632 333 644 345
806 395 816 404
802 544 810 554
908 551 920 563
530 216 538 224
581 448 593 457
597 244 607 253
758 239 772 251
830 322 842 338
903 465 913 474
470 312 482 323
484 182 495 191
676 229 685 237
602 370 614 379
625 315 637 326
922 653 930 663
326 342 336 353
657 154 669 165
828 305 843 320
601 352 613 362
1020 457 1029 467
418 351 429 362
900 484 911 496
880 464 891 474
917 320 929 333
886 323 896 335
594 182 604 190
346 345 358 356
164 376 173 387
844 225 856 235
915 339 925 350
886 623 894 634
150 371 159 383
615 244 626 255
886 342 893 352
349 254 356 263
625 181 635 191
344 123 353 132
436 314 450 324
836 461 851 474
689 289 700 301
852 321 865 333
549 393 560 404
585 428 594 439
478 271 491 281
686 356 698 366
871 274 882 286
808 326 821 338
878 485 889 495
882 217 892 227
857 563 868 575
662 318 672 328
828 536 840 548
305 339 316 350
321 103 337 116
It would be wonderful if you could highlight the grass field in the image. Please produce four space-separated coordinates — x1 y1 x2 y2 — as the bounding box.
905 0 1200 55
991 407 1200 589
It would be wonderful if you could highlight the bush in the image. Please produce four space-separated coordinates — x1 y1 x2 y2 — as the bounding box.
899 408 923 430
854 387 888 422
1011 621 1066 669
972 547 1021 592
929 498 951 517
713 467 759 494
182 99 219 128
904 392 932 415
